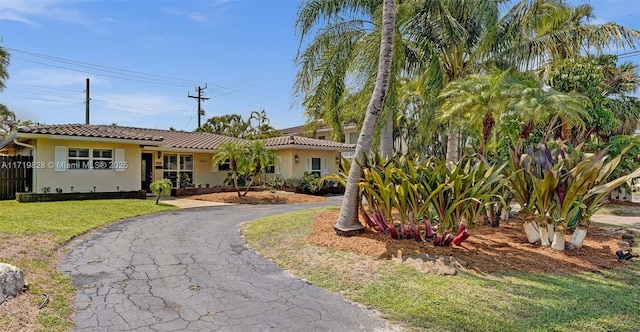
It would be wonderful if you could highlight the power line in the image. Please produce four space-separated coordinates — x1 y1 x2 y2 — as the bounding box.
7 47 207 87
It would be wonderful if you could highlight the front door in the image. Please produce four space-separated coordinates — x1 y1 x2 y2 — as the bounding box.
141 153 154 192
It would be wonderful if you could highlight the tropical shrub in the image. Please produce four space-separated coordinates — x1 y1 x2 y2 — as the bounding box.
340 154 507 246
506 141 640 250
149 179 172 204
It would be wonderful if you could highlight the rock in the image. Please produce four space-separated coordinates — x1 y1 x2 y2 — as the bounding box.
0 263 25 305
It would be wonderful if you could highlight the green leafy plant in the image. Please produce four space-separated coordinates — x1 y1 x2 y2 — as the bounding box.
149 179 173 204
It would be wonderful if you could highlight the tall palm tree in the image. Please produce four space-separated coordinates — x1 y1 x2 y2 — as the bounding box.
405 0 640 163
242 140 278 196
198 114 250 138
294 0 405 158
0 45 9 92
333 0 396 235
0 104 17 140
212 141 247 197
437 70 512 158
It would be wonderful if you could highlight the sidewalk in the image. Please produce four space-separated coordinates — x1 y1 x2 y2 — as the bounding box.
148 196 234 209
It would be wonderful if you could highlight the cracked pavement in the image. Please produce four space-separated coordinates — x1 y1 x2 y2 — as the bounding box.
58 200 401 331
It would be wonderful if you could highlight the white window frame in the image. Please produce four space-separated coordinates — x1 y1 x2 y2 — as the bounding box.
163 154 194 188
92 149 113 170
68 148 91 170
55 146 124 172
216 159 230 172
306 157 328 177
266 156 281 174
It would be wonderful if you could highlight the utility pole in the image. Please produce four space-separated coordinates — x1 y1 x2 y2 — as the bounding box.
85 78 90 125
188 85 209 128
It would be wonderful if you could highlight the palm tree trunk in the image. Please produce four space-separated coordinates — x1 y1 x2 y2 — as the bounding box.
380 112 394 159
231 162 241 197
445 125 459 166
334 0 396 236
242 168 259 196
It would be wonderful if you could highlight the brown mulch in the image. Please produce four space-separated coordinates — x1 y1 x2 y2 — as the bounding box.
186 191 325 204
307 209 636 274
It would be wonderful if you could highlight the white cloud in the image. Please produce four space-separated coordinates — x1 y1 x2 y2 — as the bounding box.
163 8 210 24
14 68 107 88
0 0 90 26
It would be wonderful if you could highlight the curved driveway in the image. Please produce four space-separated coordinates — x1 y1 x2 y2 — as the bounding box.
58 200 400 331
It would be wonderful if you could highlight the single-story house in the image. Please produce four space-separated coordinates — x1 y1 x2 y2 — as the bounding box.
0 124 355 194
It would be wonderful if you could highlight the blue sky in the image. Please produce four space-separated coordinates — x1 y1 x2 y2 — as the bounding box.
0 0 639 132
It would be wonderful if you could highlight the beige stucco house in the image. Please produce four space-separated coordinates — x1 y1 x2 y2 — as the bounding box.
0 124 355 194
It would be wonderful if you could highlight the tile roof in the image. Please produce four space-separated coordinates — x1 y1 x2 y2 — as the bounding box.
19 124 164 142
265 135 355 150
15 124 355 151
18 124 243 150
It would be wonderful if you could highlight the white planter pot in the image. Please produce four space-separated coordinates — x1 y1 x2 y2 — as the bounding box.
523 221 541 244
501 208 510 221
551 230 566 251
568 227 588 249
539 225 551 247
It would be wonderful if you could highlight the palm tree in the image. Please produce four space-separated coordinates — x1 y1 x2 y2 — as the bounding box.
333 0 396 235
242 140 278 197
0 104 17 140
0 45 9 92
198 114 250 138
437 70 512 158
212 141 247 197
294 0 405 158
405 0 640 163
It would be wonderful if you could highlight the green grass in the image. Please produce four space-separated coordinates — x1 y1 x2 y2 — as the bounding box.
0 199 176 243
242 208 640 332
0 199 176 331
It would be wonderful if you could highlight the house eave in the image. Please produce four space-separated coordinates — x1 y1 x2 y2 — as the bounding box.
15 133 164 146
269 145 355 152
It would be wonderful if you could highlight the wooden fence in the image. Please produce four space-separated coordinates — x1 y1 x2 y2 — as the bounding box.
0 156 33 200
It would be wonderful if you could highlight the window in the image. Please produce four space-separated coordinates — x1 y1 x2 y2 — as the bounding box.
179 155 194 187
68 148 90 169
163 154 178 187
56 147 123 172
340 135 346 143
317 135 326 140
349 132 358 144
163 154 194 188
92 149 113 170
306 157 328 177
217 159 230 171
266 156 281 174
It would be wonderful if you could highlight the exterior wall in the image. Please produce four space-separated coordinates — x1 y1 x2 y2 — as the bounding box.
145 151 231 188
274 148 342 179
313 126 358 144
35 138 141 193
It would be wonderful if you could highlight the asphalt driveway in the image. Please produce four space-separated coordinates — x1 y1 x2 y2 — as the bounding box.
58 201 401 332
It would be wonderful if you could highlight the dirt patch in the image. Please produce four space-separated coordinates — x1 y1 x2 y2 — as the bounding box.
0 234 58 332
307 210 636 274
187 191 325 204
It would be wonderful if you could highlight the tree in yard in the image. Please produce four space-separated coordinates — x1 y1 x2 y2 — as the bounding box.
197 111 281 139
404 0 640 164
0 104 17 140
149 179 173 205
330 0 396 235
212 141 248 197
242 140 278 196
0 44 9 92
294 0 405 158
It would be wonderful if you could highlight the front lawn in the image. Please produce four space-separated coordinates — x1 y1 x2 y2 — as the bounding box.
0 199 176 331
242 208 640 332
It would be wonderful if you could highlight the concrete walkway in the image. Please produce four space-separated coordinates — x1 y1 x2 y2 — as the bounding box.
58 198 401 332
